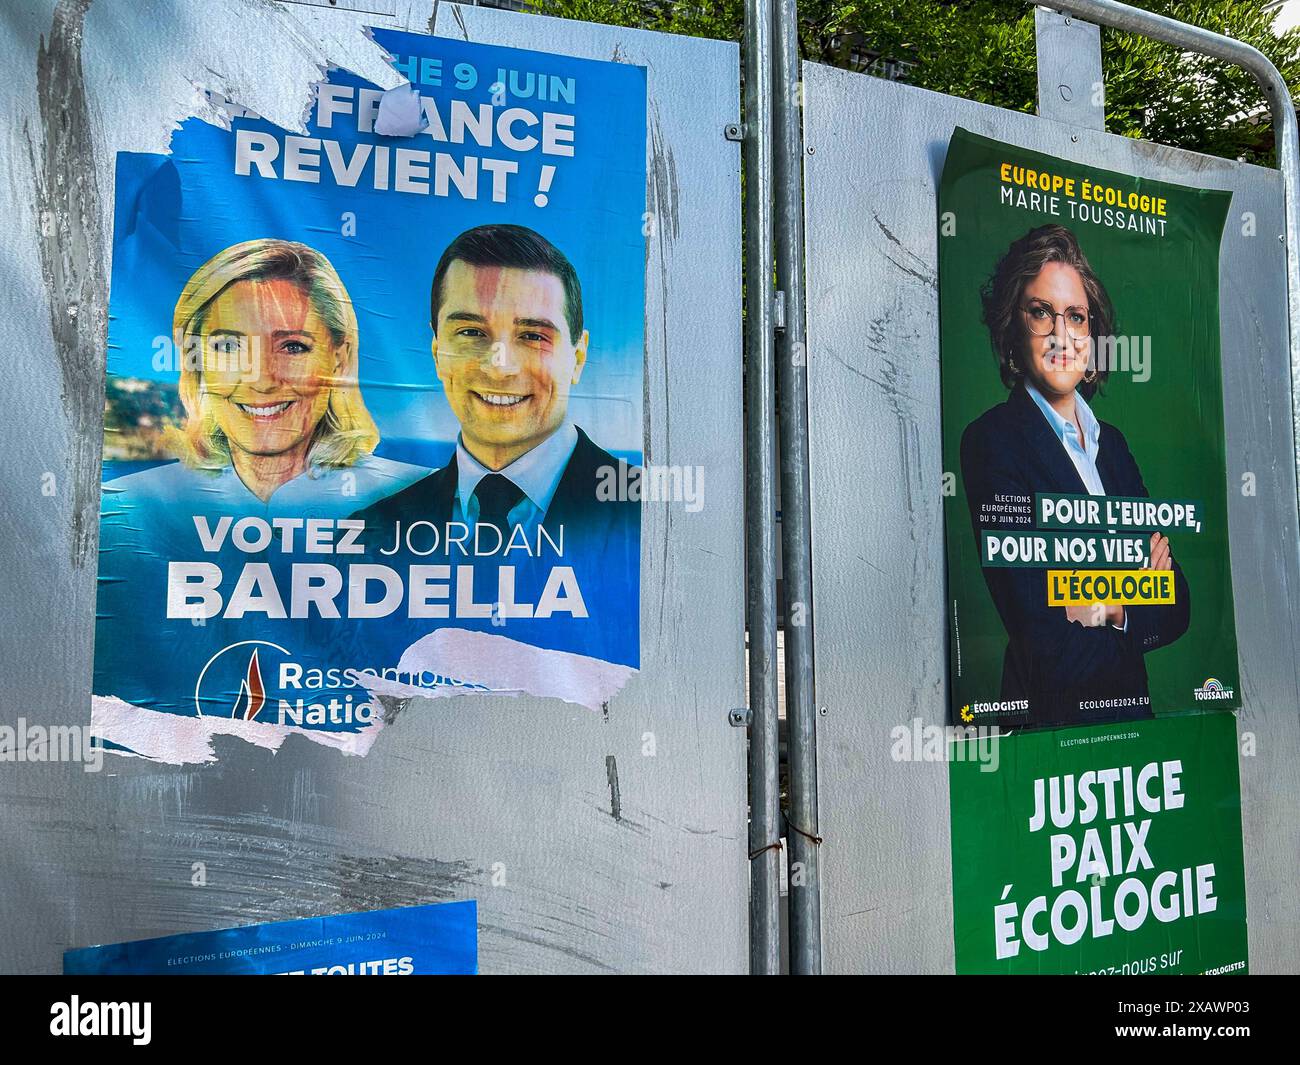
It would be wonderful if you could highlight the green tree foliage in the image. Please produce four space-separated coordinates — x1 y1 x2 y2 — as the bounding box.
534 0 1300 164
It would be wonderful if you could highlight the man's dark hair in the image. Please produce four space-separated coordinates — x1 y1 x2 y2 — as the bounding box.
430 224 583 342
980 224 1115 400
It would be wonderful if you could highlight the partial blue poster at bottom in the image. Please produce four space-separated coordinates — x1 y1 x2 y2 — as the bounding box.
64 900 477 975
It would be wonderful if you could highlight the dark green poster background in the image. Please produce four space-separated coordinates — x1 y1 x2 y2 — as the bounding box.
950 713 1247 974
939 127 1241 730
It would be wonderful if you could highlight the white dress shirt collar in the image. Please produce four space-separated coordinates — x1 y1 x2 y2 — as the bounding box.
454 421 579 518
1025 383 1106 495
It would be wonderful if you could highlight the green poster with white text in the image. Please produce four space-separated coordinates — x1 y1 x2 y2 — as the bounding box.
950 712 1247 974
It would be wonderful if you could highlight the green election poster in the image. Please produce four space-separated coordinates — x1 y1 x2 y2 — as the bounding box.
938 127 1241 732
950 712 1247 975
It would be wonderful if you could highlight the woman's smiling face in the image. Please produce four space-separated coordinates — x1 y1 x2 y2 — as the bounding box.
199 279 338 459
1017 261 1092 400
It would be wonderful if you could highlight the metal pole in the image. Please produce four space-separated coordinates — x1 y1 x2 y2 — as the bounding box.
771 0 821 975
1041 0 1300 521
743 0 782 976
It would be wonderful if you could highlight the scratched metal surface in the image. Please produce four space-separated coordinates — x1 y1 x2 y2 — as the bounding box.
0 0 746 974
802 62 1300 973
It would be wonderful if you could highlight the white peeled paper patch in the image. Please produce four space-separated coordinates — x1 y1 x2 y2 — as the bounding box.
356 628 637 711
90 694 385 766
373 82 428 137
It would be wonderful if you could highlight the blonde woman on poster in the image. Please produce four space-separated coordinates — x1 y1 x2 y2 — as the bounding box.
105 238 425 517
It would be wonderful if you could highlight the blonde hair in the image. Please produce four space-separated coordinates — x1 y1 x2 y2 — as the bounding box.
162 239 379 470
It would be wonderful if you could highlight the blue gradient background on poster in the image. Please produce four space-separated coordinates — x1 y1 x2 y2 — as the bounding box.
106 28 645 475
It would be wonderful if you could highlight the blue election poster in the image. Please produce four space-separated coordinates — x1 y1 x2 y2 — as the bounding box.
64 900 477 975
92 29 647 764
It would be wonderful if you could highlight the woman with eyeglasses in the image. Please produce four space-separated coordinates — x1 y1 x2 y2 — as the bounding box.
958 223 1190 728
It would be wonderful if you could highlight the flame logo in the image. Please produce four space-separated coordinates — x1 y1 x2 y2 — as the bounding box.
194 641 289 719
231 647 266 722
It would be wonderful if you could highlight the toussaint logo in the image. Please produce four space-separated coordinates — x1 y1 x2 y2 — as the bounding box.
1193 677 1235 702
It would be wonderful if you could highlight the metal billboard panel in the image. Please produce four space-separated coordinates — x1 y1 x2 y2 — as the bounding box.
801 60 1300 973
0 1 745 974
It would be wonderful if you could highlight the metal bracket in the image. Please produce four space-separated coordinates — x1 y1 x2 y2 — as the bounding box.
724 122 744 141
728 708 752 727
773 290 787 331
1034 8 1105 132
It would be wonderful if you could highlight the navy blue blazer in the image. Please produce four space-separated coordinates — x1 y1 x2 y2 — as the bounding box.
958 384 1190 728
353 426 637 555
345 426 641 669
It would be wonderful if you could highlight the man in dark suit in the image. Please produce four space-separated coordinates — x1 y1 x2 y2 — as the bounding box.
358 426 636 557
357 223 636 545
960 382 1191 729
351 224 638 667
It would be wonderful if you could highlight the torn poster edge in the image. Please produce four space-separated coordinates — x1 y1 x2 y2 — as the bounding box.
355 628 638 713
89 694 386 766
91 630 636 765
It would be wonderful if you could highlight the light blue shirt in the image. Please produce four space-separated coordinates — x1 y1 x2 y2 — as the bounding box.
1026 384 1107 496
1027 385 1129 631
102 452 429 523
453 422 579 531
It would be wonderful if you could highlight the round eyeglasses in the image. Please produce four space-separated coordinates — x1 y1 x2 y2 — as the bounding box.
1022 300 1091 339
